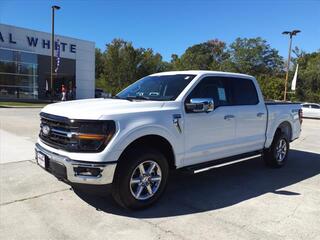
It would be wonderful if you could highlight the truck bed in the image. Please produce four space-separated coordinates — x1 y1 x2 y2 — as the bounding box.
264 102 301 148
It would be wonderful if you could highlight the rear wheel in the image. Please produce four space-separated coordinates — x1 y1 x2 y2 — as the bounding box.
112 147 169 209
263 131 289 168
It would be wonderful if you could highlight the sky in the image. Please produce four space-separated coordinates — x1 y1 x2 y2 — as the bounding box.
0 0 319 61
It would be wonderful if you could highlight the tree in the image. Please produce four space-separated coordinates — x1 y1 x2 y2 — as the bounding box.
293 51 320 102
257 75 284 100
95 37 319 102
136 48 169 77
95 48 104 79
96 39 170 94
171 39 229 70
228 37 284 76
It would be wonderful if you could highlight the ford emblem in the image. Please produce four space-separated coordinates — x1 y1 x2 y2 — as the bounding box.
42 125 50 136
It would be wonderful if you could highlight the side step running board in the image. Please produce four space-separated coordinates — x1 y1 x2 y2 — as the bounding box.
184 152 262 174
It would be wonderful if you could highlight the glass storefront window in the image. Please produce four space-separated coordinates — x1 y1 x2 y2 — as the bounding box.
0 48 76 101
0 74 38 99
20 52 37 64
0 48 38 99
0 61 16 73
0 61 37 75
18 62 37 75
0 49 14 62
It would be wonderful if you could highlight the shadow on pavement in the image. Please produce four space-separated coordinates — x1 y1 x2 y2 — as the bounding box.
73 149 320 218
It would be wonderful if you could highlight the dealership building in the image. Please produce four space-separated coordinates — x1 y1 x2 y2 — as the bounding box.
0 23 95 101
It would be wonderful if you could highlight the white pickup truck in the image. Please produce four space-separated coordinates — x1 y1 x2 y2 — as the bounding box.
35 71 302 209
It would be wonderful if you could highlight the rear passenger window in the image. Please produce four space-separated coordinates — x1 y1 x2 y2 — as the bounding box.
186 77 231 107
229 78 259 105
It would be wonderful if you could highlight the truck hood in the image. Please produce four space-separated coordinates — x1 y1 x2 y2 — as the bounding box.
41 98 166 119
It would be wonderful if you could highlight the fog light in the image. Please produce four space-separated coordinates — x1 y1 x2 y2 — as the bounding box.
74 167 101 177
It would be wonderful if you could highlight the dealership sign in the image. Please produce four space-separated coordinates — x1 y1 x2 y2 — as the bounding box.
0 32 76 53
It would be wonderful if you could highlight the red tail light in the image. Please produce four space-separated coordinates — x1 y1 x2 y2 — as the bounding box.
298 109 303 124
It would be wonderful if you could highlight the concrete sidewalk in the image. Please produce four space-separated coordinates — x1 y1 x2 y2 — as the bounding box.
0 129 36 164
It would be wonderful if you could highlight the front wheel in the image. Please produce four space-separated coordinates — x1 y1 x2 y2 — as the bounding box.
112 147 169 209
263 132 289 168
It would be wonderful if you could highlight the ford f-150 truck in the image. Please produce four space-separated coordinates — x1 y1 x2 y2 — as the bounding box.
35 71 302 209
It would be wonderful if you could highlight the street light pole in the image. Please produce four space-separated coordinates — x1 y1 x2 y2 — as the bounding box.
282 30 300 101
51 5 60 101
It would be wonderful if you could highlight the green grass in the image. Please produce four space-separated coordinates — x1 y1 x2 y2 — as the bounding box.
0 101 48 107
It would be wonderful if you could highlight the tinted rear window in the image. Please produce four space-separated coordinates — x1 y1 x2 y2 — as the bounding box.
229 78 259 105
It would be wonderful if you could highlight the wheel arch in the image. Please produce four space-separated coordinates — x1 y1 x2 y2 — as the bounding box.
118 134 176 170
275 121 293 141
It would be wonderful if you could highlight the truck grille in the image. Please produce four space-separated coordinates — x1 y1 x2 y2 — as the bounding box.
39 112 116 153
39 113 78 151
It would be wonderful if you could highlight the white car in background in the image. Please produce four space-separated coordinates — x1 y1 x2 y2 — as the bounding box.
301 103 320 119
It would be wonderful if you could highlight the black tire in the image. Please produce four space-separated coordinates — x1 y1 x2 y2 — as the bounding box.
112 147 169 209
263 131 289 168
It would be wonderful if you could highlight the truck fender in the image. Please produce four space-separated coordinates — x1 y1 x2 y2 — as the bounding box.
111 125 183 168
265 121 293 148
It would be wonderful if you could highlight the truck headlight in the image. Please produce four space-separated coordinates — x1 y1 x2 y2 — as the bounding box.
72 121 116 152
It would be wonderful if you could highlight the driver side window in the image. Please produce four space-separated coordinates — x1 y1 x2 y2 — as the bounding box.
186 76 231 107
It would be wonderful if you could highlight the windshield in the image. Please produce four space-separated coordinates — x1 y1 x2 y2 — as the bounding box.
116 74 196 101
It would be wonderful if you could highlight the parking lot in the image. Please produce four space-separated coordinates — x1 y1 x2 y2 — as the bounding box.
0 108 319 240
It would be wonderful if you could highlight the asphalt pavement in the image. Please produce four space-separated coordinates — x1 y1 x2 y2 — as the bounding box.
0 108 319 240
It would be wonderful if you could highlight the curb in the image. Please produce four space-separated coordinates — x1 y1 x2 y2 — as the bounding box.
0 105 45 108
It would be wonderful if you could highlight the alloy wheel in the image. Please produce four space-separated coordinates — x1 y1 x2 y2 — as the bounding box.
276 139 287 162
129 160 162 200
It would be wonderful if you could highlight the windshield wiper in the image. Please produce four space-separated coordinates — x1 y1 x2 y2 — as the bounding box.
113 95 174 101
125 96 150 101
111 95 128 100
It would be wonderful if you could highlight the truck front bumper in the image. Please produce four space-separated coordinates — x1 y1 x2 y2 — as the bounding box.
35 143 117 185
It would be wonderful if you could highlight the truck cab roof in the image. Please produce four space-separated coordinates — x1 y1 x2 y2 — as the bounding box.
150 70 254 79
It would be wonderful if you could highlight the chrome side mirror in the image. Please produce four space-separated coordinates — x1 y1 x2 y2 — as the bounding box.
185 98 214 113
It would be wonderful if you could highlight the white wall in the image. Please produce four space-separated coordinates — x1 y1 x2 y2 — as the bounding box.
0 23 95 99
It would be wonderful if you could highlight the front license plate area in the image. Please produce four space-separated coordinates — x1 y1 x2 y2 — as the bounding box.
37 152 47 168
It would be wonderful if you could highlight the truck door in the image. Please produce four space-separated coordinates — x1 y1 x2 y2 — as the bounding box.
183 76 238 166
228 77 267 153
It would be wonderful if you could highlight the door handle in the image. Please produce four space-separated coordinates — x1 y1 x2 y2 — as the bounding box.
257 112 265 117
224 115 235 120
